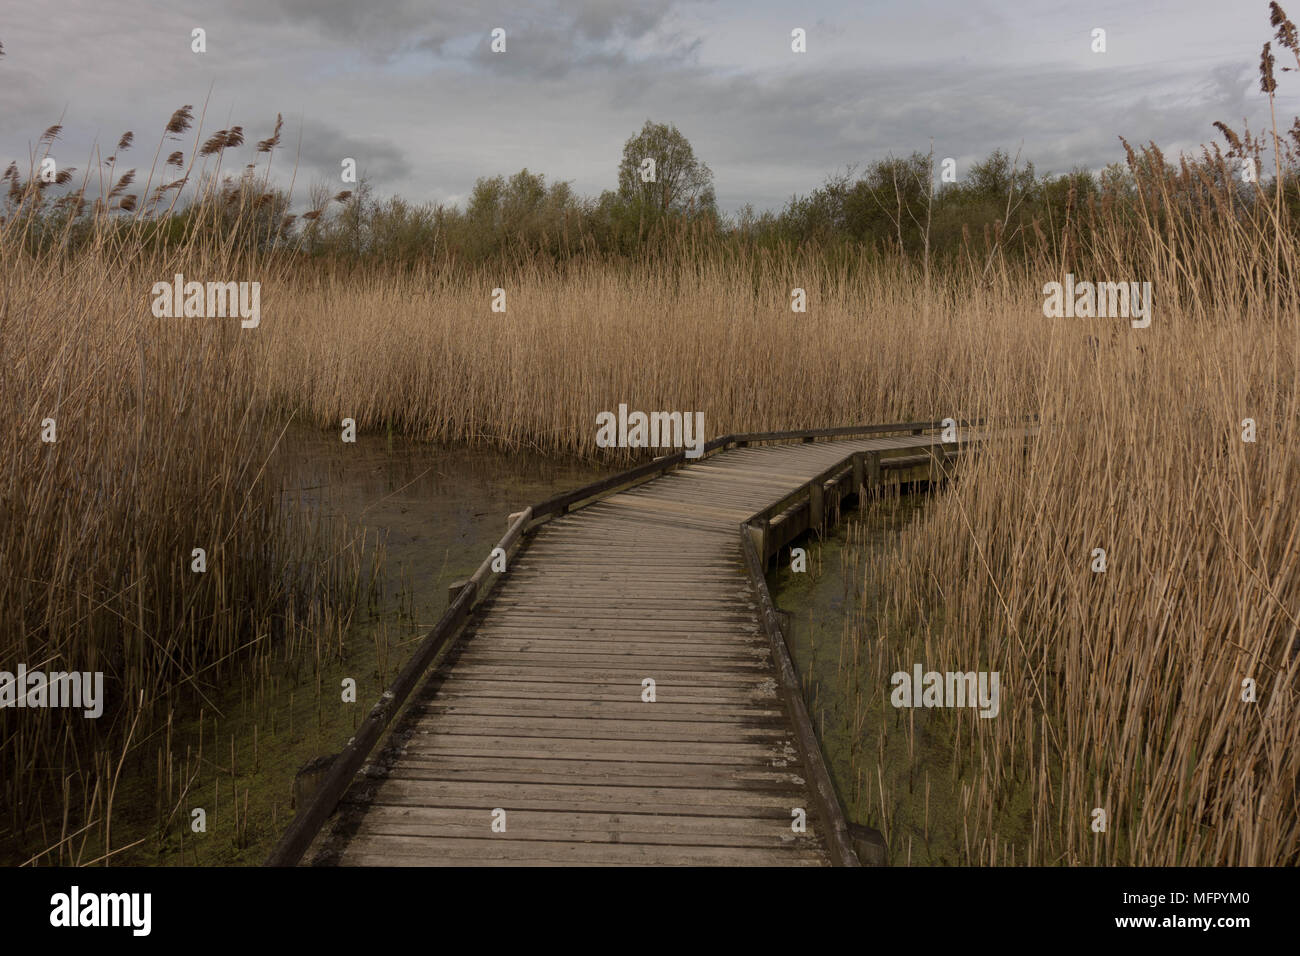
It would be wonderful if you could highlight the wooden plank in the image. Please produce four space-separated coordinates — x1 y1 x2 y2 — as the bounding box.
336 835 828 866
490 588 750 601
400 733 795 764
346 805 820 848
428 665 774 685
394 714 794 741
419 699 786 722
450 652 772 672
385 756 807 790
464 623 764 641
402 735 796 763
362 779 821 813
451 633 769 652
474 616 754 630
433 679 778 704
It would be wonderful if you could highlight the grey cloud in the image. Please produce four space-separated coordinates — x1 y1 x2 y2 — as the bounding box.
226 0 460 52
293 120 413 188
228 0 688 68
569 0 677 42
2 0 1294 219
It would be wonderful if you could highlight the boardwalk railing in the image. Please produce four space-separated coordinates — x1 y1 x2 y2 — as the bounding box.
265 416 1028 867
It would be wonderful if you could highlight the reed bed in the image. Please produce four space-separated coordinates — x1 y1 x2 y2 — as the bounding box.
0 116 381 864
831 203 1299 864
2 2 1297 866
254 252 1046 454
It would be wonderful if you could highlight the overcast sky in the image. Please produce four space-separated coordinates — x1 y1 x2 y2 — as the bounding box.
4 0 1298 214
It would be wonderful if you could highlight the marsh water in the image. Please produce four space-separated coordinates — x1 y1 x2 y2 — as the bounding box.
100 428 610 866
769 492 1032 866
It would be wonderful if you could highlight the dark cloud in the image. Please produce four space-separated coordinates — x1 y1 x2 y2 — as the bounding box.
227 0 462 55
227 0 685 68
294 120 413 187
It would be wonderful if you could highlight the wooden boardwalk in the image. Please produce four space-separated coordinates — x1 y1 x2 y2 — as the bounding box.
270 423 1022 867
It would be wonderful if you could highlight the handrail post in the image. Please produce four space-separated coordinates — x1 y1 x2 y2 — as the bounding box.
747 518 769 566
809 479 824 531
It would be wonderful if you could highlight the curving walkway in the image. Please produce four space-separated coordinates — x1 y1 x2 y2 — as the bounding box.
303 429 1002 866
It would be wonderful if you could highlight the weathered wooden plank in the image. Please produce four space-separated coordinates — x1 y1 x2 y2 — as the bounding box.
486 587 747 599
385 756 807 790
450 652 772 672
457 645 769 665
402 735 797 764
394 714 794 741
465 626 766 643
347 805 820 848
336 835 828 866
402 733 798 761
432 679 778 703
429 664 774 685
362 779 821 812
486 595 757 610
419 699 785 722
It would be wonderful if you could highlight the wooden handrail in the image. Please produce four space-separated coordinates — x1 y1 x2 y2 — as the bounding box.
529 415 1030 523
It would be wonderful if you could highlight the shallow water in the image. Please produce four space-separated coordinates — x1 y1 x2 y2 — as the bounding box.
93 429 611 866
769 492 1031 866
277 428 613 626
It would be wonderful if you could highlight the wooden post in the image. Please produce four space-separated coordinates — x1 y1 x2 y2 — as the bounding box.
774 608 792 640
747 520 769 565
448 579 472 605
809 480 824 531
868 452 882 495
848 823 888 866
851 453 865 510
931 441 953 484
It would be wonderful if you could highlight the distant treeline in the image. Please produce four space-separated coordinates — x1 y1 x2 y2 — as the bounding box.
8 114 1300 276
